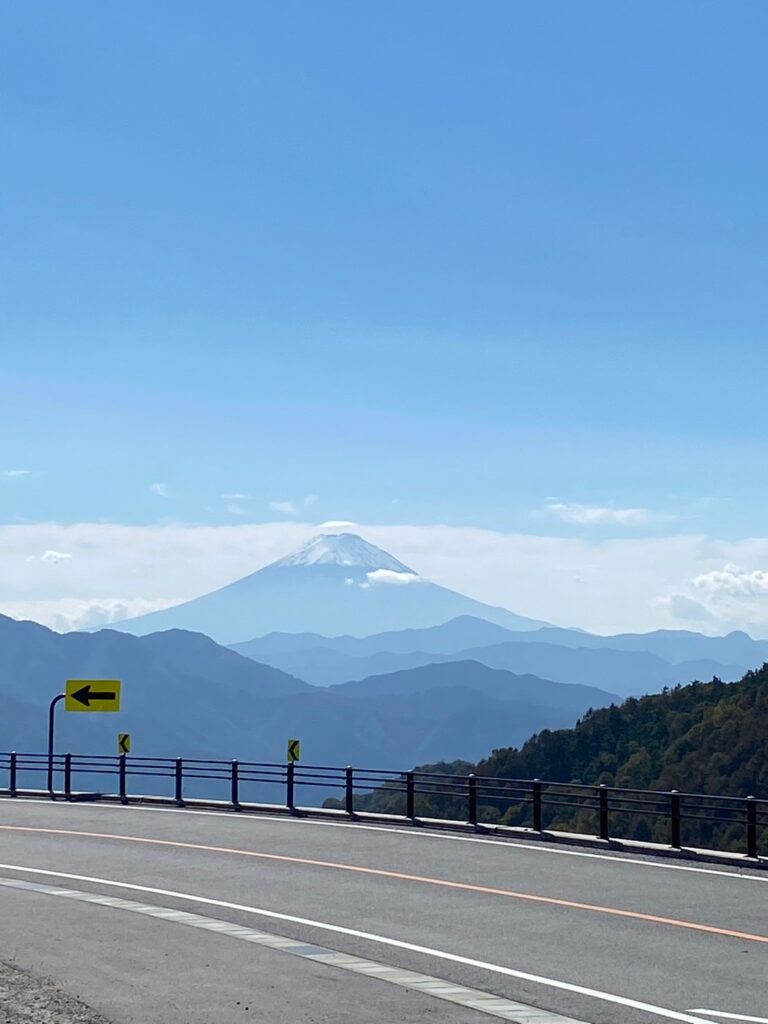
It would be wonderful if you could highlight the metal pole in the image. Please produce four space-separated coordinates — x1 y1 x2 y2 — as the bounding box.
598 784 610 840
47 693 65 799
175 758 184 806
746 796 758 859
119 754 128 805
532 779 543 832
231 759 240 810
286 761 295 812
670 790 681 848
405 772 415 820
345 766 354 816
467 773 478 827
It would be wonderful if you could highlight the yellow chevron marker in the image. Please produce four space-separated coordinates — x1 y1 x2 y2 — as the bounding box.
287 738 301 763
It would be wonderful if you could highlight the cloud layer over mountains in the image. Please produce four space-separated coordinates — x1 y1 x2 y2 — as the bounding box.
3 522 768 636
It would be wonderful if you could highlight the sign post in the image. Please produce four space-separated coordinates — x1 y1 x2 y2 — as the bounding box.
47 680 122 800
47 693 65 799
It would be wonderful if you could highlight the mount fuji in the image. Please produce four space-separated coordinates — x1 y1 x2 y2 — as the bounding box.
111 533 549 643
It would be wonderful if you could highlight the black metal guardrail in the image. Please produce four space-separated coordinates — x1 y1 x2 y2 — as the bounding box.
1 751 767 860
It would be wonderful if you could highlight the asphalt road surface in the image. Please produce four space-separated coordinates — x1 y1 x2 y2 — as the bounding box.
0 799 766 1024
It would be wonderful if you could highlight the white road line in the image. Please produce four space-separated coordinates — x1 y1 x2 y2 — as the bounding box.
0 875 583 1024
690 1013 768 1023
4 795 766 884
0 862 717 1024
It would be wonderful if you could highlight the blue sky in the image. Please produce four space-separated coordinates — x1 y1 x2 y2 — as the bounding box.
2 3 768 633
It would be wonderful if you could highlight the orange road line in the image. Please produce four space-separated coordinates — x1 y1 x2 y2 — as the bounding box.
1 823 767 946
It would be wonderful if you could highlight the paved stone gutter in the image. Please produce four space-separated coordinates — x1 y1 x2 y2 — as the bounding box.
0 962 111 1024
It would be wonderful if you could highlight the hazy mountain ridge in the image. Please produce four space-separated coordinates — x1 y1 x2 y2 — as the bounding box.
330 660 618 709
504 626 768 665
233 615 752 695
234 613 768 666
231 615 522 659
0 614 609 769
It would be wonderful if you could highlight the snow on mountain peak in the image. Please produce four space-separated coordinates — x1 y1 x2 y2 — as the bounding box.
276 533 414 572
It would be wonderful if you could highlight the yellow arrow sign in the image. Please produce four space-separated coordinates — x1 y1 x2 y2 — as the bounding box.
65 679 121 713
118 733 131 754
287 738 301 763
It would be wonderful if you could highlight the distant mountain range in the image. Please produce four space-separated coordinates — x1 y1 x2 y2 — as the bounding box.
232 614 756 696
110 534 550 642
329 660 615 709
0 614 611 771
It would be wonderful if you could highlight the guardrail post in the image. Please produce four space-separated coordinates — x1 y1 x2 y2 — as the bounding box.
405 772 415 820
670 790 681 848
286 761 295 813
532 779 542 832
231 759 240 810
467 773 478 827
64 753 72 800
9 751 17 798
119 754 128 804
345 766 354 816
746 796 758 859
598 784 609 840
175 757 184 806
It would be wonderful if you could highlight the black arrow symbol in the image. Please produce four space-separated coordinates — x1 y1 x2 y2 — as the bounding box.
288 740 299 760
119 735 130 753
71 684 116 707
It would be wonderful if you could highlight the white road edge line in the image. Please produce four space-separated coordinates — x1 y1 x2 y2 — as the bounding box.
0 862 716 1024
690 1013 768 1023
0 876 584 1024
6 796 764 885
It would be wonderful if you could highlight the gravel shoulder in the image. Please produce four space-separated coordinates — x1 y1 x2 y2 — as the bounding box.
0 962 111 1024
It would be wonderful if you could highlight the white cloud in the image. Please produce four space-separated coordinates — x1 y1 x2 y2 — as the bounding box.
365 569 423 586
653 594 717 625
653 564 768 635
303 495 319 506
654 564 768 634
269 500 297 516
222 492 251 501
150 483 169 498
225 503 248 516
40 550 72 564
319 520 357 528
2 469 32 478
0 597 176 632
547 503 651 526
692 564 768 598
2 520 768 636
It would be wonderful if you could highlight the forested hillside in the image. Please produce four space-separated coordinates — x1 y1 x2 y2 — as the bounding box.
340 665 768 833
480 666 768 796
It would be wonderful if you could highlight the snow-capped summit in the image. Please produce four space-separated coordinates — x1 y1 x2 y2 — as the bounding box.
276 533 413 573
112 531 549 643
